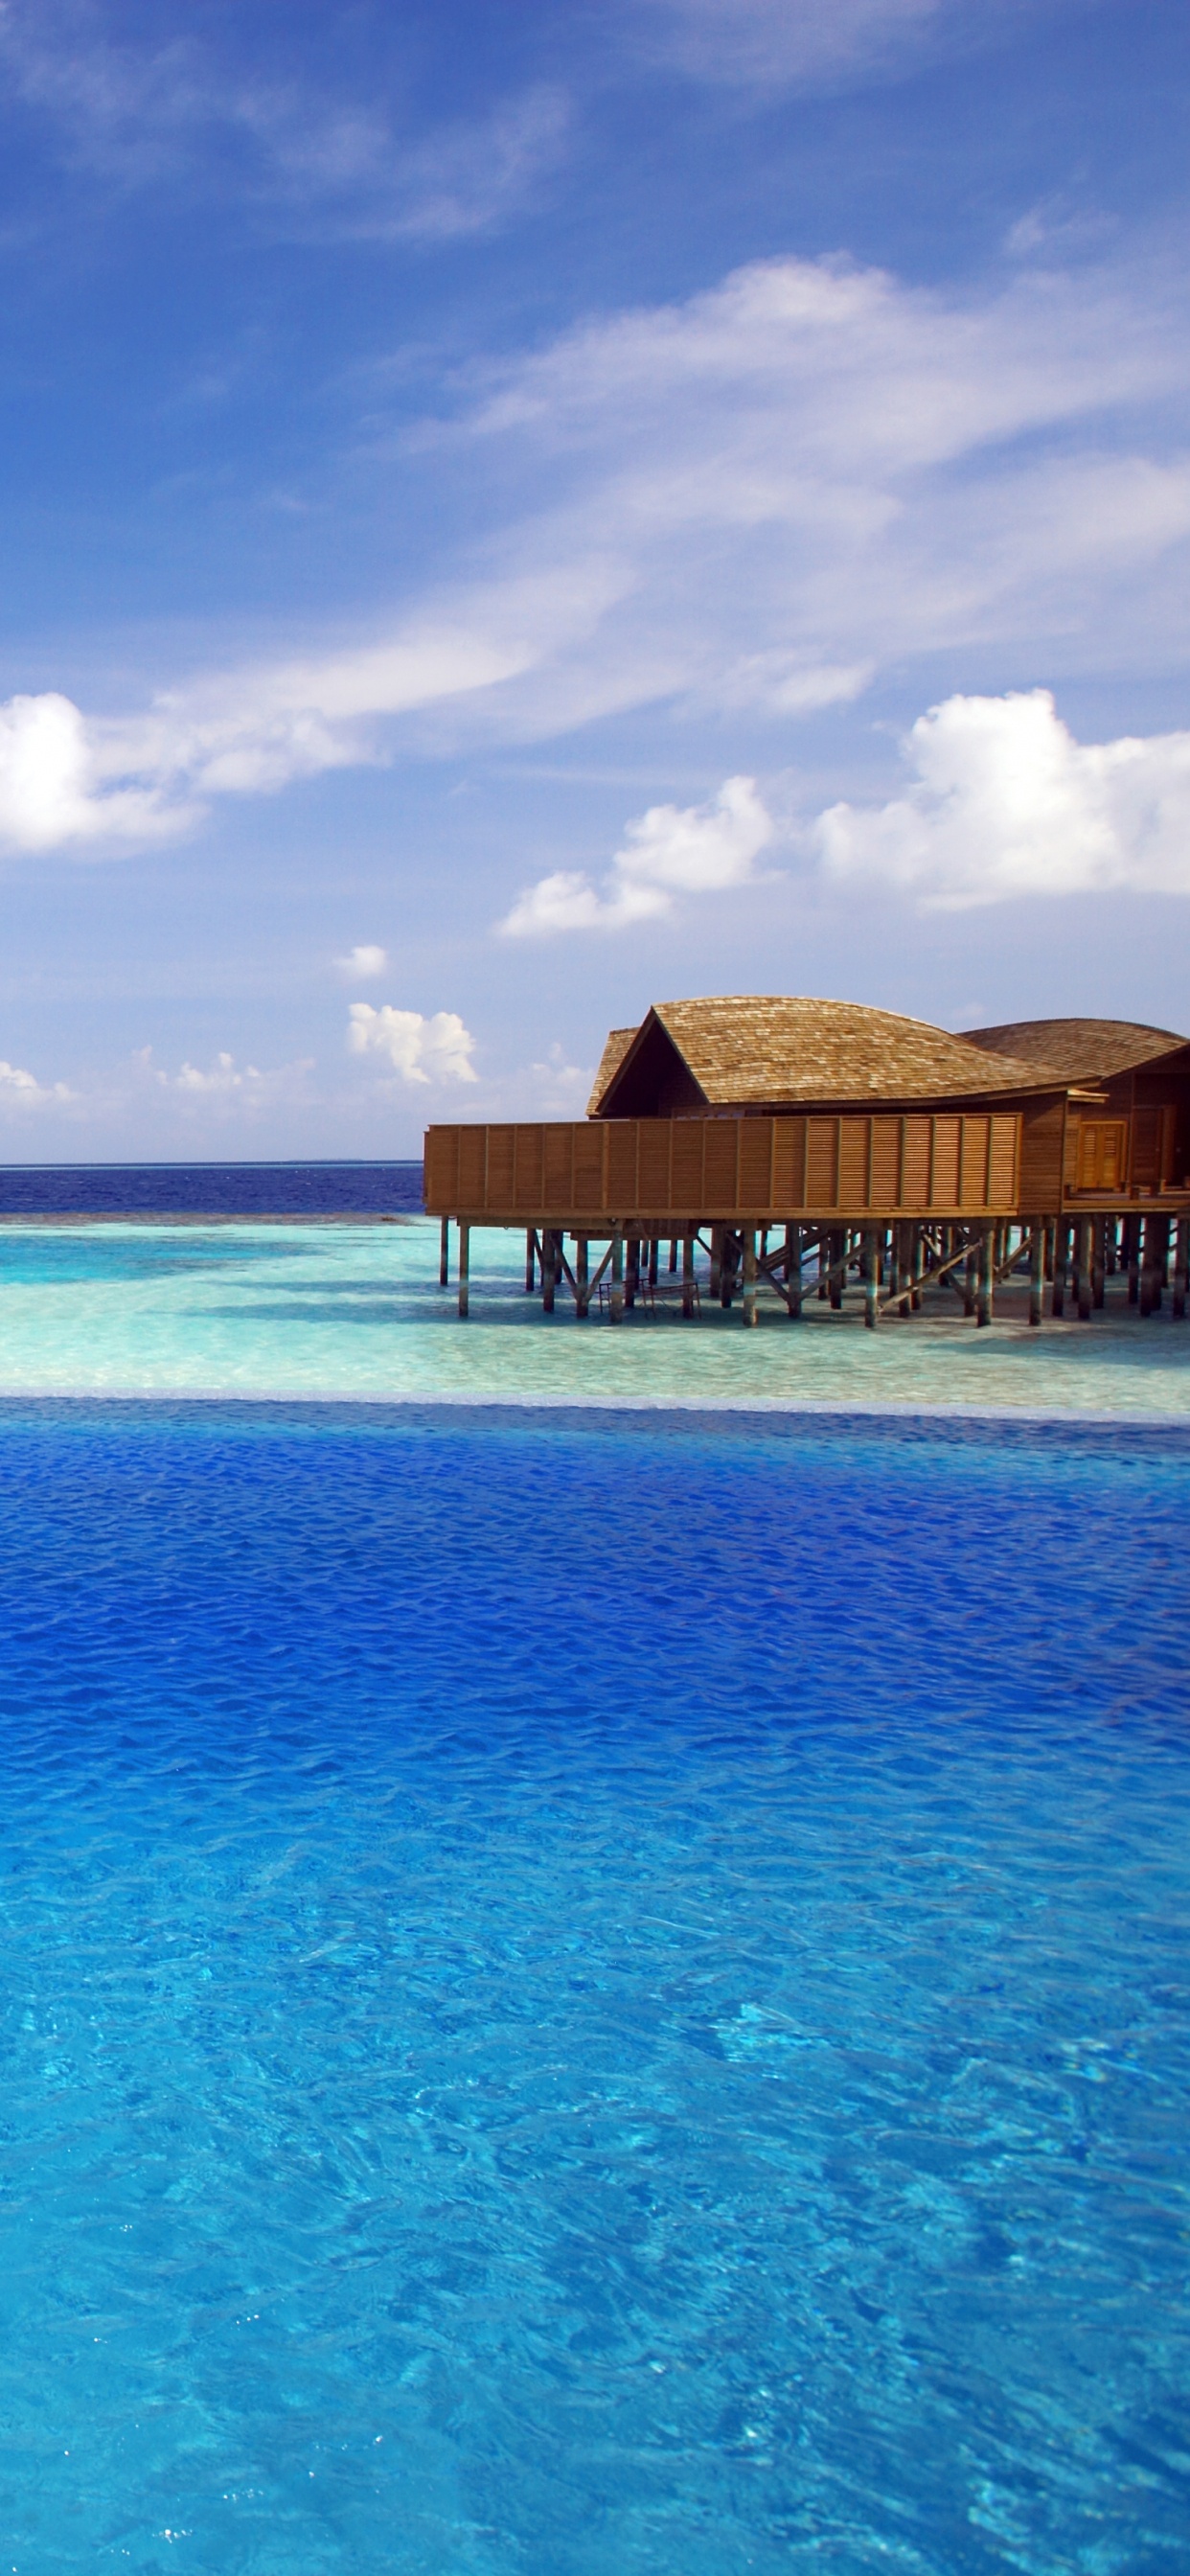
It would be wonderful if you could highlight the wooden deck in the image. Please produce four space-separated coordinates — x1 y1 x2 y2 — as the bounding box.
424 1113 1022 1225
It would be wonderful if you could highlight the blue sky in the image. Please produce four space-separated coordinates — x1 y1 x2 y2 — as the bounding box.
0 0 1187 1155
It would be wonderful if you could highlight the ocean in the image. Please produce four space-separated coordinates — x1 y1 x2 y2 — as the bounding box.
0 1186 1186 2571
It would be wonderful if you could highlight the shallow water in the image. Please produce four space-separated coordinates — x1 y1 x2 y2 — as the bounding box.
0 1216 1187 1414
1 1400 1187 2573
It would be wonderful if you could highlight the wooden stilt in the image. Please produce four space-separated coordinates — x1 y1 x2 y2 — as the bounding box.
1124 1217 1139 1304
1153 1215 1170 1310
710 1226 722 1301
681 1232 696 1319
1043 1220 1055 1283
1029 1221 1044 1326
829 1229 844 1311
787 1224 802 1321
964 1237 978 1318
1052 1220 1068 1318
626 1237 640 1310
525 1230 537 1293
1092 1219 1106 1310
457 1222 469 1320
649 1237 659 1288
439 1216 450 1286
721 1230 737 1309
542 1228 557 1313
743 1229 759 1326
862 1229 880 1330
668 1237 678 1274
609 1229 625 1323
1174 1217 1189 1320
1077 1217 1093 1322
576 1235 590 1319
976 1225 995 1326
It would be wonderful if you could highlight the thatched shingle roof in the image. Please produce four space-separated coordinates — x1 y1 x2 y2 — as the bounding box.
586 1027 639 1116
592 996 1069 1115
961 1017 1189 1083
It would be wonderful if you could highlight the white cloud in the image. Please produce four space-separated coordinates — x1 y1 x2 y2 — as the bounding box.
1 247 1189 853
500 772 773 935
335 943 388 980
0 8 568 242
347 1004 477 1084
814 689 1190 908
136 1046 315 1109
631 0 950 89
0 1056 73 1110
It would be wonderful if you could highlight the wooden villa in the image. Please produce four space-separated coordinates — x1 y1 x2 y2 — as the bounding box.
423 997 1190 1329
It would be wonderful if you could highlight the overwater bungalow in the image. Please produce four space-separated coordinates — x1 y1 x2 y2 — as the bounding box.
423 998 1190 1328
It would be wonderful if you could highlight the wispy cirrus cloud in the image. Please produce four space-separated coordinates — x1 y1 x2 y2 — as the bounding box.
628 0 953 90
0 3 568 240
0 245 1187 855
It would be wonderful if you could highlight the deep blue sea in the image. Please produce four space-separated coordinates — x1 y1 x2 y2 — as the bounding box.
0 1162 423 1216
0 1400 1187 2575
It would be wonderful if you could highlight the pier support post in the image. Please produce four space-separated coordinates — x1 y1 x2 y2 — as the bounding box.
576 1235 590 1319
1077 1218 1093 1322
862 1230 880 1330
1029 1222 1044 1326
709 1228 721 1300
525 1230 536 1293
439 1217 450 1286
681 1232 696 1319
965 1236 978 1318
787 1225 802 1320
542 1228 556 1314
1092 1219 1106 1310
649 1237 659 1288
457 1223 469 1320
1052 1220 1068 1318
1174 1218 1188 1320
977 1225 995 1326
609 1229 625 1323
1139 1215 1155 1317
626 1238 640 1310
829 1230 844 1311
668 1237 678 1274
1125 1217 1139 1305
743 1230 759 1326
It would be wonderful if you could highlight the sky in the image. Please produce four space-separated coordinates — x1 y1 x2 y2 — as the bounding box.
0 0 1187 1158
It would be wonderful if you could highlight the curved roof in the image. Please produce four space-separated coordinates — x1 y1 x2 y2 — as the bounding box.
961 1017 1188 1084
585 1026 638 1117
594 996 1067 1113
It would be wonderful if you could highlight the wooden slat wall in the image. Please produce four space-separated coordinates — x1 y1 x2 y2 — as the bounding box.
423 1113 1022 1219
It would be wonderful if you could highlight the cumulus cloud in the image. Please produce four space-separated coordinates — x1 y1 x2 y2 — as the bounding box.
814 690 1190 908
141 1047 315 1105
347 1004 477 1084
500 774 774 936
0 1056 73 1110
335 943 388 980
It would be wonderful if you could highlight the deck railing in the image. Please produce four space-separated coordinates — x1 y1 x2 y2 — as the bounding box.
424 1113 1021 1223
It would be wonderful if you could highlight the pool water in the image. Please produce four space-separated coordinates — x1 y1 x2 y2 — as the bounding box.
0 1400 1186 2573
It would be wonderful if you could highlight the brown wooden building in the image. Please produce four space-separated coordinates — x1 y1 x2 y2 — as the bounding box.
423 995 1190 1327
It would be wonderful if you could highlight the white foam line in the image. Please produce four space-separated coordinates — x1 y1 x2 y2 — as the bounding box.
0 1385 1185 1429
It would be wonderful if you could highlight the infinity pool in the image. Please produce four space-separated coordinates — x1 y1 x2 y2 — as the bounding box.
1 1399 1186 2573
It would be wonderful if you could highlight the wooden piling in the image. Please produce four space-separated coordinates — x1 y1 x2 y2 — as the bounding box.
1052 1220 1068 1318
1174 1218 1189 1321
542 1228 557 1314
1077 1217 1093 1322
681 1232 696 1319
787 1224 802 1321
1029 1221 1044 1326
649 1237 660 1288
626 1237 640 1310
457 1222 469 1320
609 1229 625 1323
862 1229 880 1330
439 1216 450 1286
743 1230 759 1326
525 1230 536 1293
576 1235 590 1319
1092 1218 1106 1311
977 1225 995 1326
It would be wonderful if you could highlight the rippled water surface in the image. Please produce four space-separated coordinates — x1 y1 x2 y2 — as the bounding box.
1 1401 1188 2574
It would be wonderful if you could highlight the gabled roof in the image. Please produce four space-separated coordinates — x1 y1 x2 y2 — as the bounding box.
585 1027 638 1117
961 1017 1189 1084
592 995 1069 1116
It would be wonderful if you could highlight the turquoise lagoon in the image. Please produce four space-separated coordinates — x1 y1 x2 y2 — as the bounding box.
0 1219 1187 2574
